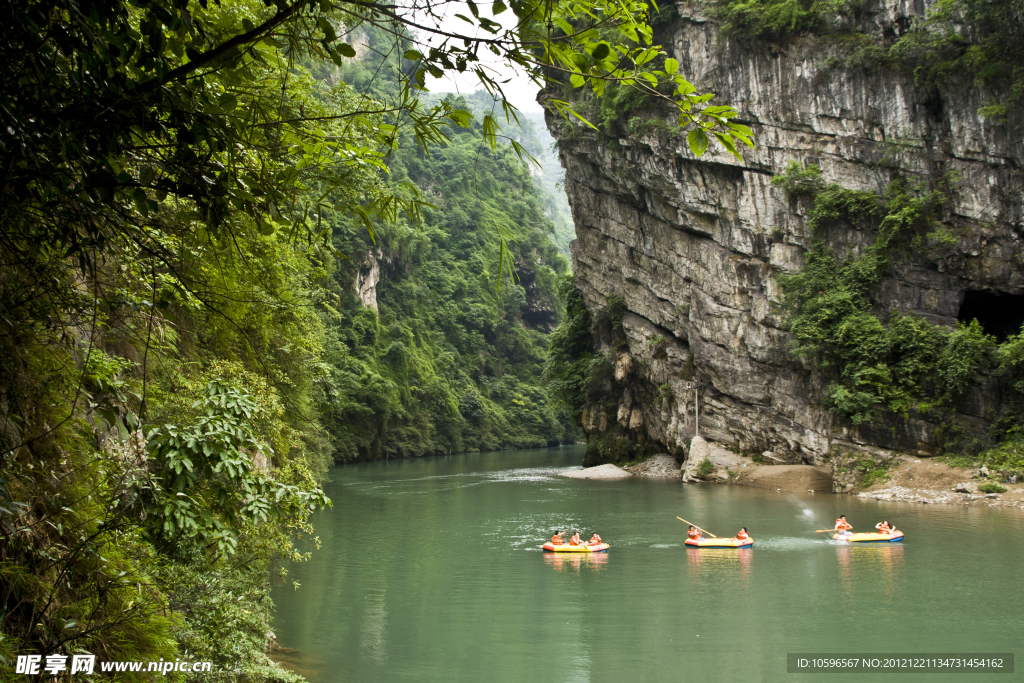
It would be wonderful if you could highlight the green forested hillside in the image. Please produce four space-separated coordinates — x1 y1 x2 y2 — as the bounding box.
318 104 575 458
310 30 574 459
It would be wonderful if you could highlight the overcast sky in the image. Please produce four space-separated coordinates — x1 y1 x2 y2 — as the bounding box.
409 3 544 112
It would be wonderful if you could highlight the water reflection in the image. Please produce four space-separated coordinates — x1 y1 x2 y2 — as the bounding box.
686 547 753 583
837 543 906 591
542 551 609 572
269 647 322 681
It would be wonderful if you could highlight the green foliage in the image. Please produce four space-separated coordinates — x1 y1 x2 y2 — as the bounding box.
316 86 574 459
771 161 824 199
1 0 750 670
696 457 716 477
938 320 997 397
978 481 1008 493
162 539 303 683
714 0 831 45
944 454 976 468
855 457 892 486
605 295 630 332
976 428 1024 479
545 275 599 424
996 328 1024 393
146 381 329 557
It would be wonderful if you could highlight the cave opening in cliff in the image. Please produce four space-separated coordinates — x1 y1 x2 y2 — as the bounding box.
958 290 1024 341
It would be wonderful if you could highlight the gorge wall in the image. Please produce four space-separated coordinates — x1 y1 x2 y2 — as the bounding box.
548 0 1024 469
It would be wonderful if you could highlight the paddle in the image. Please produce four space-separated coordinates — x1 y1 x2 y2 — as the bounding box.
676 516 717 538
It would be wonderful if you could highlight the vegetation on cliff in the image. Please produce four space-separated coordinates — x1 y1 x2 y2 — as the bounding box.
773 163 1024 473
712 0 1024 119
544 280 659 465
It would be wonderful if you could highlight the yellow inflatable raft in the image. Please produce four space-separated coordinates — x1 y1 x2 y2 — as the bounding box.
833 531 904 543
542 542 610 552
685 537 753 548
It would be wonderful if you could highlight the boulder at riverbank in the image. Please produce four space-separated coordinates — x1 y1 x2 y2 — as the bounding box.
559 464 632 480
681 436 753 482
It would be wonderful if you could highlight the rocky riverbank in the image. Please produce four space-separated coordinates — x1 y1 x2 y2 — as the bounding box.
610 436 1024 509
858 459 1024 509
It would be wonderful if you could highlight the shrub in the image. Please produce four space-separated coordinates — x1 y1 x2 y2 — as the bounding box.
944 454 975 469
979 482 1007 494
771 161 824 200
977 429 1024 479
855 457 891 486
939 320 996 398
697 457 716 478
775 170 1006 426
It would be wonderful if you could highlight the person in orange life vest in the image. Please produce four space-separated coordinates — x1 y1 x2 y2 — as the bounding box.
835 515 853 536
588 533 602 545
687 525 702 540
569 532 582 546
875 521 892 534
736 527 750 541
551 530 564 546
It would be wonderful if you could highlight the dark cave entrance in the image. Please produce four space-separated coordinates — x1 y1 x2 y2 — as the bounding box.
958 290 1024 341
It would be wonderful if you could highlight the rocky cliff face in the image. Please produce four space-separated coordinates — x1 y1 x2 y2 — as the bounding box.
549 0 1024 469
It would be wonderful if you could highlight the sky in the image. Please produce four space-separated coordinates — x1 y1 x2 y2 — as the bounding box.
408 2 544 112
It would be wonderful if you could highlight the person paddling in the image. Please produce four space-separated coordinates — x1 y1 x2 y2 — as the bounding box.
551 530 565 546
736 527 750 542
835 515 853 536
588 533 603 546
687 525 702 541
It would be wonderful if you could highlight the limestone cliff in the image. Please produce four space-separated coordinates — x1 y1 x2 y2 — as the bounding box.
548 0 1024 470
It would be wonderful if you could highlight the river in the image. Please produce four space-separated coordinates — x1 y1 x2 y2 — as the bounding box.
271 446 1021 682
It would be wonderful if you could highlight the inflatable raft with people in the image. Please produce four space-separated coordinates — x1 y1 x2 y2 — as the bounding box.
679 518 753 548
833 530 904 543
831 518 904 543
684 536 753 548
543 531 609 552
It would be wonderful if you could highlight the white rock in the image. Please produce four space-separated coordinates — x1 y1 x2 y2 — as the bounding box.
558 464 632 480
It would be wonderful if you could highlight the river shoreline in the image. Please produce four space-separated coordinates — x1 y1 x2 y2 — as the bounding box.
581 436 1024 511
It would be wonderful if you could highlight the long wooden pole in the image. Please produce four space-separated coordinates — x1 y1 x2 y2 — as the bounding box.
676 516 717 538
694 385 699 436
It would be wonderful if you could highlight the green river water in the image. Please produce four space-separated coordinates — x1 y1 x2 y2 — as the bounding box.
271 447 1022 682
